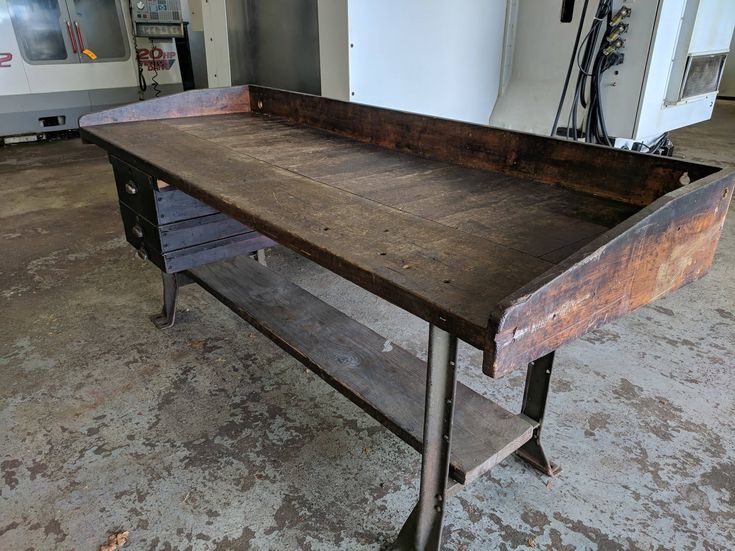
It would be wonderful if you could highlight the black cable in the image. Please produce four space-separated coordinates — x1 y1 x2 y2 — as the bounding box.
593 53 613 145
151 64 161 97
579 1 610 109
138 62 147 92
563 0 614 142
550 0 590 137
150 39 162 98
639 132 669 154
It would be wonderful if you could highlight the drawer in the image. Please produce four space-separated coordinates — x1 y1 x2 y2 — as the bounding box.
140 233 275 273
111 156 217 224
119 202 252 253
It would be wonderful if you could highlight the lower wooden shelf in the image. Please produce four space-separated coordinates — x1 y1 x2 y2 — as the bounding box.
187 256 536 485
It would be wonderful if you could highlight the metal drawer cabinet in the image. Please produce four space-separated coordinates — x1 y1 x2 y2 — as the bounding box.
111 155 218 224
109 154 275 327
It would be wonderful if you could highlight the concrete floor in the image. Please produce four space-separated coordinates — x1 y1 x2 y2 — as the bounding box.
1 102 733 551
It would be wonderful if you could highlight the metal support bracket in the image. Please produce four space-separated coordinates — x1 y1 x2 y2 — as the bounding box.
256 248 267 266
394 325 458 551
150 271 192 329
516 351 561 476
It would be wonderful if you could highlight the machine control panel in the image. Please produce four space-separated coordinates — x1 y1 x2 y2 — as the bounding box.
133 0 184 38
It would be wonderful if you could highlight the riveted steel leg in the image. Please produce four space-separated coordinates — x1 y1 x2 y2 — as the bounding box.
516 352 561 476
394 325 458 551
150 271 180 329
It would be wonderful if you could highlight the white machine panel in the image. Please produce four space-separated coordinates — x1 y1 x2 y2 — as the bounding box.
491 0 735 142
0 0 31 96
346 0 507 125
690 0 735 54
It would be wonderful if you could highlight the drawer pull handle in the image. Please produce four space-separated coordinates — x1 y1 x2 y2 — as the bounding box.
125 181 138 195
136 247 148 261
132 224 144 238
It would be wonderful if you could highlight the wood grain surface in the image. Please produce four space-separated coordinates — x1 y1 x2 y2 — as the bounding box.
189 256 536 484
80 86 734 377
487 171 734 376
248 86 720 207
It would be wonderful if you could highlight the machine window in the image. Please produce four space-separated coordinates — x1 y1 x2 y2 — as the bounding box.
8 0 69 62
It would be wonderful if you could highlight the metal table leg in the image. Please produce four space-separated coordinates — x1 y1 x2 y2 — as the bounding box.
256 248 267 266
516 352 561 476
394 325 458 551
150 271 182 329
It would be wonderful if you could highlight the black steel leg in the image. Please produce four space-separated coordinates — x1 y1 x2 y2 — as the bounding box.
516 352 561 476
150 271 180 329
394 326 458 551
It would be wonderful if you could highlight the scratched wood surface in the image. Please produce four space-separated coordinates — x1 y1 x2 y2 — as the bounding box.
80 86 734 376
189 255 536 484
487 172 734 376
165 113 639 262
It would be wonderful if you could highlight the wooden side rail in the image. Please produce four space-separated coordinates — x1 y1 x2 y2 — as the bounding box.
79 86 251 127
187 256 536 484
486 170 735 377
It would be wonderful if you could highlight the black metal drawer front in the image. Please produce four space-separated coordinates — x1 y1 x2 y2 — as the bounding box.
143 233 274 273
111 156 217 224
119 202 253 253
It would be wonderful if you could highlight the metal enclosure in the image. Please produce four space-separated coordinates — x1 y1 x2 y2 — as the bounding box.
226 0 320 95
490 0 735 142
346 0 508 125
0 0 138 137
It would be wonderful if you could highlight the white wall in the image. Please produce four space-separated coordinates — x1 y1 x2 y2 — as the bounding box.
318 0 349 101
718 31 735 97
346 0 507 125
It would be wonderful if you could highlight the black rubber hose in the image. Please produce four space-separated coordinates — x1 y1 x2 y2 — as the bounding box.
550 0 590 137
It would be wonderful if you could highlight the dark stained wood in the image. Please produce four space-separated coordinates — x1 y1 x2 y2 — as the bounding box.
80 86 251 127
188 255 536 484
166 113 639 260
118 203 254 253
486 171 735 376
82 118 554 350
80 86 735 377
248 86 719 207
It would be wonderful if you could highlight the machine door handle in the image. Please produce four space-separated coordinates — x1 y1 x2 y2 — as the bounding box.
74 21 86 52
66 21 78 53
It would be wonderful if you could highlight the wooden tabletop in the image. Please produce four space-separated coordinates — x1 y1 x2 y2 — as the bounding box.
85 112 637 350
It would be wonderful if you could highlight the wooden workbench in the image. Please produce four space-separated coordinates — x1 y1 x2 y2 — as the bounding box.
81 86 733 550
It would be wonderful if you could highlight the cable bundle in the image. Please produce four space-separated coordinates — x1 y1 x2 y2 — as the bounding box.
552 1 629 146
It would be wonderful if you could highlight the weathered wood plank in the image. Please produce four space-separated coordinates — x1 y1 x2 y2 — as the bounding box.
171 113 638 259
486 172 735 377
82 119 553 350
80 86 251 127
80 86 734 377
248 86 719 206
188 256 536 484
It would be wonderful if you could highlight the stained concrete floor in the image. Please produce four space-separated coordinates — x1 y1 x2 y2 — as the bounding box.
1 101 733 551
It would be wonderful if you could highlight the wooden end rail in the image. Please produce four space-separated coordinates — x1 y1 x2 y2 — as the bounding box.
486 170 734 377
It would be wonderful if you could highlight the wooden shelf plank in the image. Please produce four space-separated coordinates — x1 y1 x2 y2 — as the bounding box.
188 256 535 484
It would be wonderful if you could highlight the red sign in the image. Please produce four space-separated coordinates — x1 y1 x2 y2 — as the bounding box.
136 47 177 71
0 53 12 68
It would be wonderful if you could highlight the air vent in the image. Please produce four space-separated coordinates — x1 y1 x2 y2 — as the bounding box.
679 53 727 100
